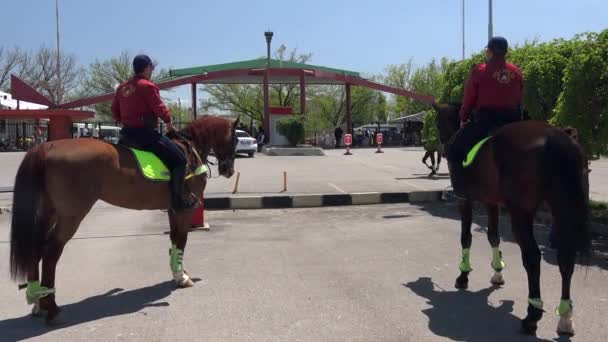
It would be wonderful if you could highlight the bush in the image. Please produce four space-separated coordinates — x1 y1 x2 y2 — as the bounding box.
277 116 305 146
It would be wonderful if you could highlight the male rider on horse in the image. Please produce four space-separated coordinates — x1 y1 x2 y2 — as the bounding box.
447 37 524 197
111 54 196 210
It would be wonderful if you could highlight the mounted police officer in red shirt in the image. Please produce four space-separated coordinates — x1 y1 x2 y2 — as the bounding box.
447 37 525 198
111 55 196 211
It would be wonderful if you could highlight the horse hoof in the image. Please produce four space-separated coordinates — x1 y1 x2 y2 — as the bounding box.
490 272 505 286
45 310 66 326
31 302 47 317
557 315 575 336
520 319 538 335
173 271 194 288
455 273 469 289
178 278 195 288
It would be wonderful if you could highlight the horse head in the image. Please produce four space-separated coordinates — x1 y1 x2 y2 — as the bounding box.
183 115 240 178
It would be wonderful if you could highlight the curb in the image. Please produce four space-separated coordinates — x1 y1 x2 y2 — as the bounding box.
205 191 443 210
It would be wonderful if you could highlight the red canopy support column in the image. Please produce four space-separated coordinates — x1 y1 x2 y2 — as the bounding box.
191 83 197 120
300 72 306 116
345 83 352 134
263 69 270 141
48 116 73 141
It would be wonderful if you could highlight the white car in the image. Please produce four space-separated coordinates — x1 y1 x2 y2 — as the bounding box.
236 130 258 157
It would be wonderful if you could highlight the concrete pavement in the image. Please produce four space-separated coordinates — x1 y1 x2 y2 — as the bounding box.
1 203 607 341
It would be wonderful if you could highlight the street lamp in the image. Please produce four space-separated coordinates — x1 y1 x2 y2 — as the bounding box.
264 31 273 68
488 0 494 40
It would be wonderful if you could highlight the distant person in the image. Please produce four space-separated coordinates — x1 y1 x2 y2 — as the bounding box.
334 126 343 148
256 127 266 152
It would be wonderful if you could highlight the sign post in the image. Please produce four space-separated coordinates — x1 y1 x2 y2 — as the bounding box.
375 132 384 153
344 133 353 155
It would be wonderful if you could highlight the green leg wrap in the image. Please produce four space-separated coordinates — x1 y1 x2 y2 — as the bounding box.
528 298 544 310
26 281 55 304
459 248 473 273
491 247 506 272
556 299 573 316
169 244 184 273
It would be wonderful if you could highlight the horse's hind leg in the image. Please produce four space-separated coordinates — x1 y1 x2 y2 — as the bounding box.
26 201 56 317
168 210 195 288
487 204 506 286
38 215 85 325
511 211 543 335
455 199 473 289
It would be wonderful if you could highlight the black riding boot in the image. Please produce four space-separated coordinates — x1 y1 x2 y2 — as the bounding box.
448 162 466 198
170 164 197 211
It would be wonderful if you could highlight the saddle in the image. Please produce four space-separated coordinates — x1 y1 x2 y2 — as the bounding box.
119 132 206 182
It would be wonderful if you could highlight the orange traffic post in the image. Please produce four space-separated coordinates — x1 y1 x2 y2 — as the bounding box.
232 171 241 194
190 193 210 231
282 171 288 192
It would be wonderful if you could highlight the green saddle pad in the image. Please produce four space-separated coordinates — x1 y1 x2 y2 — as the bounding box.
129 148 207 181
463 137 491 168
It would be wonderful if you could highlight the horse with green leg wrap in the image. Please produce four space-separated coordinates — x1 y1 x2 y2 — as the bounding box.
9 115 240 325
435 103 590 336
455 201 506 290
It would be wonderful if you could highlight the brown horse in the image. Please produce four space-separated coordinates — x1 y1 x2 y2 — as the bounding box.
434 103 590 336
9 115 239 324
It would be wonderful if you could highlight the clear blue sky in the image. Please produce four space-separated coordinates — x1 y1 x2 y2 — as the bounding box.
2 0 607 103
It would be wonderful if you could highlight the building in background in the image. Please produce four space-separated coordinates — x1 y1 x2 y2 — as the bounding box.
0 91 49 148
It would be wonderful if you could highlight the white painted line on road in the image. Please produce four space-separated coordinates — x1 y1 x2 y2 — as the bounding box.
328 182 347 193
399 180 426 191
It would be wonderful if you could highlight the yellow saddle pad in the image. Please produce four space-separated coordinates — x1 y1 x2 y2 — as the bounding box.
129 148 207 181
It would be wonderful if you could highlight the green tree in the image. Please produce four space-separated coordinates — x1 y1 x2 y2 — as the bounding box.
552 30 608 157
385 59 447 116
421 110 439 150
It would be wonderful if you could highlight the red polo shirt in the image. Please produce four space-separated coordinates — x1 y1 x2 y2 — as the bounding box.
111 76 171 128
459 58 524 122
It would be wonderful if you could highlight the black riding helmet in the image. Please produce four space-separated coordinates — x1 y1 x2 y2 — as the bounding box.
487 37 508 56
133 54 154 74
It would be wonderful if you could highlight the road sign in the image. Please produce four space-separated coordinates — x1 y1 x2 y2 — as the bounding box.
344 133 352 146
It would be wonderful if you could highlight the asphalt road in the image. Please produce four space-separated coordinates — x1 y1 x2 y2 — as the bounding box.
1 203 607 341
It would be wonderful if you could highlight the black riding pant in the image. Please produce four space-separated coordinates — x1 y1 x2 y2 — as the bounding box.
447 110 521 165
120 127 186 170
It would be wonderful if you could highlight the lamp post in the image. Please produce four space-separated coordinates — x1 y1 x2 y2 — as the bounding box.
264 31 273 68
263 31 273 144
488 0 494 40
461 0 465 60
55 0 62 104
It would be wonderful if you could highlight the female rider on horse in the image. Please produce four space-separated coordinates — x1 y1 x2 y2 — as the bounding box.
111 54 196 211
447 37 524 198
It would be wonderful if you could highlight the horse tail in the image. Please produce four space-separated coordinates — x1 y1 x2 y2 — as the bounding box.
543 129 591 260
10 145 47 281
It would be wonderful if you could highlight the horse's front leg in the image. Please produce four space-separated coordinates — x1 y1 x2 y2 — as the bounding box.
169 210 195 288
455 199 473 289
487 204 506 286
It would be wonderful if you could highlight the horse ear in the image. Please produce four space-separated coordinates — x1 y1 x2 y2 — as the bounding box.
233 115 240 130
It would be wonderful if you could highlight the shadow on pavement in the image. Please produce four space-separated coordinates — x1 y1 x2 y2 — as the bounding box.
0 279 200 341
403 277 553 342
414 202 608 271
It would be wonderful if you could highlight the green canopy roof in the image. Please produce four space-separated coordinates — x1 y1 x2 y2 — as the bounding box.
169 58 360 78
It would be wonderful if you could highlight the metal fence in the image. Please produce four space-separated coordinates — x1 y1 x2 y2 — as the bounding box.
0 119 48 151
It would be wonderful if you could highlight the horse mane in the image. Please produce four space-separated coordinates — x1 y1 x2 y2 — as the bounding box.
180 115 236 159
